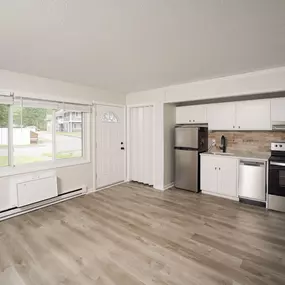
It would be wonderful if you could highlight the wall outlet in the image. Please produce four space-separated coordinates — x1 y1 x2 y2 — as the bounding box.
211 139 216 146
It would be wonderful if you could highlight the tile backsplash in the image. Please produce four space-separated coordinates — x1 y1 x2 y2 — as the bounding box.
209 131 285 153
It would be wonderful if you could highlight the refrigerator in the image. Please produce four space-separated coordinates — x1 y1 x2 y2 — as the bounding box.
174 126 208 192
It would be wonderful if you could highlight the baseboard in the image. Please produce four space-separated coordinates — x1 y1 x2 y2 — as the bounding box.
202 190 239 201
91 181 126 193
153 184 165 191
87 188 96 194
0 188 85 222
163 182 174 190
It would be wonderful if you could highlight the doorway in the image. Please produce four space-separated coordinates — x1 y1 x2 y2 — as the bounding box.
129 106 154 185
96 105 125 188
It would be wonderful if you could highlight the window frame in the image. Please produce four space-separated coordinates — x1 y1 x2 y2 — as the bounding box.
54 110 86 161
0 100 91 177
0 104 13 170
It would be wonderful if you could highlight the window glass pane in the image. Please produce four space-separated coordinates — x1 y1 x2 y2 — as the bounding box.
0 105 9 167
102 111 119 123
13 107 53 165
55 110 83 159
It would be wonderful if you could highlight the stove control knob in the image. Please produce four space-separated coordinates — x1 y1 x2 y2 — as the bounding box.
276 144 278 147
280 145 283 147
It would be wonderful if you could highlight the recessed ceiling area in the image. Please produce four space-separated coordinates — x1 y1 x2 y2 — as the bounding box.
0 0 285 93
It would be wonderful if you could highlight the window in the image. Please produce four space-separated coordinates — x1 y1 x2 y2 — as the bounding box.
0 95 90 170
102 111 119 123
0 104 9 167
55 111 83 159
12 106 53 165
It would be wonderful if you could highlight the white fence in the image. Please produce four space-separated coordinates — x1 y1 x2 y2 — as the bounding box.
0 128 30 145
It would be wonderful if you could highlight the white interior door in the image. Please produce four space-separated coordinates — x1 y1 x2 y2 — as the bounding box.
130 106 154 185
96 105 125 188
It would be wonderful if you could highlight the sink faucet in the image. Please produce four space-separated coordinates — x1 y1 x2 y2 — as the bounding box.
219 135 227 153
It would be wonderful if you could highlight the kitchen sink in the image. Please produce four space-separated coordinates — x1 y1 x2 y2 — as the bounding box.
209 152 235 156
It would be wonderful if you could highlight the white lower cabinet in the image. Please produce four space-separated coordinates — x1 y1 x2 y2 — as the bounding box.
201 156 218 194
201 155 238 198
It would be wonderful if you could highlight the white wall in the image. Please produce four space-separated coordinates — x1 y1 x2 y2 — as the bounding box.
126 66 285 105
127 88 165 105
163 104 176 188
126 66 285 190
0 69 125 211
153 103 164 190
0 69 126 104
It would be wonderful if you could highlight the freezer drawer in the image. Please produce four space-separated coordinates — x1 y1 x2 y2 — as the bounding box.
175 149 199 192
238 161 266 201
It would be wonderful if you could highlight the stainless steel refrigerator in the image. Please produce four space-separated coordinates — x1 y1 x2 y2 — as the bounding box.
174 126 208 192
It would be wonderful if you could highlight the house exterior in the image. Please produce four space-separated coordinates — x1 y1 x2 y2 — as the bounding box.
55 110 82 132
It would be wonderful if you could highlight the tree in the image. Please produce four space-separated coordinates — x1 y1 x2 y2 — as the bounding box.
0 105 9 127
13 107 48 130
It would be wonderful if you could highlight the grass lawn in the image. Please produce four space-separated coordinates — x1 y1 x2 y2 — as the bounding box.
0 150 81 166
56 132 81 138
0 156 8 166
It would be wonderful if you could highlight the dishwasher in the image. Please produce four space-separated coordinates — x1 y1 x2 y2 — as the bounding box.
238 160 266 202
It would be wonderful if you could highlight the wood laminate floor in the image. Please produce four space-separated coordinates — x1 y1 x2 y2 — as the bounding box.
0 183 285 285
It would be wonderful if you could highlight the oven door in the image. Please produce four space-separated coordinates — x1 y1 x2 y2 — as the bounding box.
269 162 285 197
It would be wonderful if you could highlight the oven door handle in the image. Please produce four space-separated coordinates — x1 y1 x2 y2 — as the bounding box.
270 162 285 167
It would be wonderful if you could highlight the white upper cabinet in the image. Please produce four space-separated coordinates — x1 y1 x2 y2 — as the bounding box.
176 98 272 130
235 100 271 130
176 105 207 124
271 98 285 122
207 103 235 130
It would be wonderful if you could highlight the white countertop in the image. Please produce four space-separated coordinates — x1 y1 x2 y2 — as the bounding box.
201 150 270 161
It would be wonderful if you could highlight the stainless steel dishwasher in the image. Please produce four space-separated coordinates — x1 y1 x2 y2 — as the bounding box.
238 160 266 202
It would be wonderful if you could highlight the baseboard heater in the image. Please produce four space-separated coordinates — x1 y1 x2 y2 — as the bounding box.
17 175 58 207
0 187 86 222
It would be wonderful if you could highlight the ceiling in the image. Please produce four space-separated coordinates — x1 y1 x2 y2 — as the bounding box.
0 0 285 93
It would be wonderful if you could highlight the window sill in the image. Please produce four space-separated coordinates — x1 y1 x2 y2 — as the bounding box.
0 158 91 178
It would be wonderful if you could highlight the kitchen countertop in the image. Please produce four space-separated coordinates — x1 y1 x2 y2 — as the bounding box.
201 150 270 161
